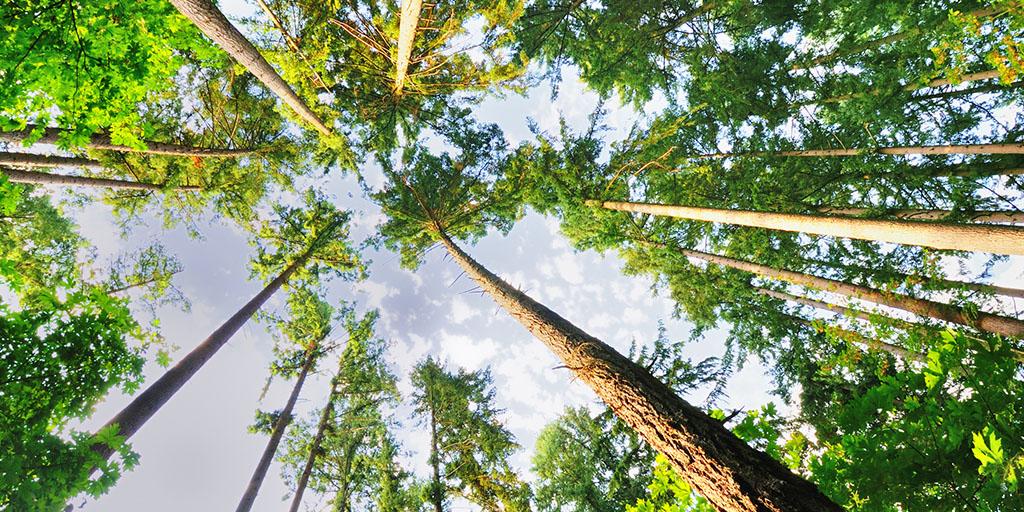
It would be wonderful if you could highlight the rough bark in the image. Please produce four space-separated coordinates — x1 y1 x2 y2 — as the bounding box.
0 152 104 170
658 243 1024 338
168 0 333 137
762 290 926 363
288 385 337 512
435 230 840 512
395 0 424 95
596 200 1024 256
236 349 316 512
0 125 257 157
687 142 1024 159
816 206 1024 224
2 167 200 191
93 249 313 461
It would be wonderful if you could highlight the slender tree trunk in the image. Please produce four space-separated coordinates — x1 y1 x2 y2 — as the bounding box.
92 249 313 462
799 254 1024 299
428 390 444 512
395 0 424 94
809 69 1004 105
253 0 329 91
331 437 362 512
790 6 1003 71
434 230 840 512
2 167 200 191
913 80 1024 102
236 349 317 512
815 206 1024 224
595 200 1024 256
654 242 1024 338
0 125 257 157
288 386 337 512
687 142 1024 159
0 152 104 170
168 0 333 137
764 290 926 363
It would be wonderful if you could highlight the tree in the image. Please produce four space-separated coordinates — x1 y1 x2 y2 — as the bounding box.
1 167 202 191
411 358 531 512
236 287 335 512
0 124 259 157
87 191 364 469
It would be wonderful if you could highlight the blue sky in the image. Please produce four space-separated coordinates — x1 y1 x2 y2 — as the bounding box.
58 2 1024 511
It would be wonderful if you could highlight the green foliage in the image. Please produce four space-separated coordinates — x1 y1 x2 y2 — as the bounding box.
0 291 143 510
0 0 217 146
412 358 531 511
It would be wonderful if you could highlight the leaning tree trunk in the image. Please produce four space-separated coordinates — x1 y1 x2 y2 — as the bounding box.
653 242 1024 338
168 0 333 137
394 0 424 94
595 200 1024 256
807 69 1005 106
92 248 314 462
2 167 200 191
435 230 840 512
763 290 925 363
288 384 338 512
815 206 1024 224
0 152 104 170
686 142 1024 159
0 125 257 157
236 348 317 512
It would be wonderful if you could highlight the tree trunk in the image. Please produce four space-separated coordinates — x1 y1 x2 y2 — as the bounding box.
655 242 1024 338
790 6 1004 71
168 0 333 137
253 0 329 91
93 249 313 462
0 152 104 170
428 388 444 512
2 167 200 191
596 200 1024 256
763 290 926 363
288 385 337 512
798 254 1024 299
815 206 1024 224
435 230 840 512
331 437 362 512
810 69 1004 105
236 349 317 512
0 125 257 157
395 0 424 95
687 142 1024 159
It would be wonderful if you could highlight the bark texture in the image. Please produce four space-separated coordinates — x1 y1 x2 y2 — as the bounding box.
236 350 316 512
168 0 333 136
662 243 1024 338
0 152 104 170
436 231 840 512
94 250 311 461
395 0 424 94
2 167 199 191
597 200 1024 256
0 125 257 157
816 207 1024 224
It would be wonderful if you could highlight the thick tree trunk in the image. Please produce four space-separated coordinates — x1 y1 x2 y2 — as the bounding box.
288 387 337 512
815 206 1024 224
596 200 1024 256
168 0 333 137
2 167 199 191
790 6 1004 71
93 250 312 462
236 349 317 512
658 243 1024 338
435 231 840 512
763 290 926 363
0 125 257 157
687 142 1024 159
0 152 104 170
395 0 424 95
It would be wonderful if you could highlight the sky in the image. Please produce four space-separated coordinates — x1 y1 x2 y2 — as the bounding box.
52 2 1024 512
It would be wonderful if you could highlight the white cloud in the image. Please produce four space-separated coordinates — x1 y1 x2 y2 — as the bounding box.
352 279 398 309
449 296 481 324
553 252 584 284
439 331 499 370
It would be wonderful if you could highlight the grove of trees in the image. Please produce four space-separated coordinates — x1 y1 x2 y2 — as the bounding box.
2 0 1024 510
